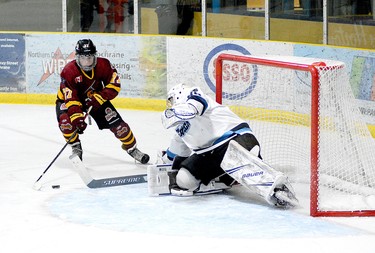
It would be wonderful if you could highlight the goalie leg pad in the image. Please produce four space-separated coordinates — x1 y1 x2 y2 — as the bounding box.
269 176 299 207
176 167 201 191
221 140 298 207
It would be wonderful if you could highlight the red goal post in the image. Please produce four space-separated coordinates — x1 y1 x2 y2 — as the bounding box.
215 53 375 217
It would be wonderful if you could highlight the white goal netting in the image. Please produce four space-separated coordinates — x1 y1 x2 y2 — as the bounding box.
217 54 375 216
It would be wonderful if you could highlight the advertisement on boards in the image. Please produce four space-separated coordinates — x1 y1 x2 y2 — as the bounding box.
166 37 293 99
26 34 166 98
0 34 26 93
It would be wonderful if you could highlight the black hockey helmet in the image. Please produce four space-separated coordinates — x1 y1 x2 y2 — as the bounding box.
75 39 97 55
75 39 97 71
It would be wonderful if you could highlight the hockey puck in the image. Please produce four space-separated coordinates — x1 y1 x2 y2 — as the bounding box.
52 185 60 189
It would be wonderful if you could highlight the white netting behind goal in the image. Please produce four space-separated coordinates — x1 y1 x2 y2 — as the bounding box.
217 54 375 216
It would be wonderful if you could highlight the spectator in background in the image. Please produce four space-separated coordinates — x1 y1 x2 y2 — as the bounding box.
67 0 80 31
81 0 100 32
104 0 126 32
155 0 200 35
356 0 372 14
270 0 294 14
176 0 198 35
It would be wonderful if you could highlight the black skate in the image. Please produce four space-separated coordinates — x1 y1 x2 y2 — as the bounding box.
69 142 83 160
273 184 299 208
127 146 150 164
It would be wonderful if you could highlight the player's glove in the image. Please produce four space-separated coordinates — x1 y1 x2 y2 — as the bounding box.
71 113 87 134
85 92 106 111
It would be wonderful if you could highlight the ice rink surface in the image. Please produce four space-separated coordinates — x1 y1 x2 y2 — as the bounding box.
1 104 375 253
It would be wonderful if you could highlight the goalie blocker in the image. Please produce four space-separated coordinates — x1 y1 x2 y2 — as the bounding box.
147 140 298 207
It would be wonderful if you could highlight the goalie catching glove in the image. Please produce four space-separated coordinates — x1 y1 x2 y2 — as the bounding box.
161 103 198 129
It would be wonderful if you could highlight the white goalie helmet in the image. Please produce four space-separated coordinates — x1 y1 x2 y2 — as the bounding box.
166 83 191 108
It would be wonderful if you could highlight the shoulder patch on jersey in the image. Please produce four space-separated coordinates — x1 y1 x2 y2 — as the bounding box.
75 76 82 83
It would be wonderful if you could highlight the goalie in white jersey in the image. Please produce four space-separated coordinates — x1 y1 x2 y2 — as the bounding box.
160 83 261 189
150 83 298 207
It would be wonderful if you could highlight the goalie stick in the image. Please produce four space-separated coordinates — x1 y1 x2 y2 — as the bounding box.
70 154 147 188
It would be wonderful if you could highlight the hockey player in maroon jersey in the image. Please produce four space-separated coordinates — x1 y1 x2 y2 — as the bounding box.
55 39 149 164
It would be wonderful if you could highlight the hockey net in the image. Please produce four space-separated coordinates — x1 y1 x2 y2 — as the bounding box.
215 53 375 217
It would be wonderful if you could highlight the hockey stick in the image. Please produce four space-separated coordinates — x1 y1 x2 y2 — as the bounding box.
70 154 147 188
32 107 92 190
32 128 79 190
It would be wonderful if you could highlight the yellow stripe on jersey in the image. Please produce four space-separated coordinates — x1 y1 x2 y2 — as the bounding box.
93 93 106 105
106 83 121 93
70 112 84 122
65 100 82 108
57 89 64 100
81 69 94 79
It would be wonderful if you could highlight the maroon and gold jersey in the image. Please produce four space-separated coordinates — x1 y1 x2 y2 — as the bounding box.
56 57 121 116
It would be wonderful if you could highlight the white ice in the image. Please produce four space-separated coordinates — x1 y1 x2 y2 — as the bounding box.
1 104 375 253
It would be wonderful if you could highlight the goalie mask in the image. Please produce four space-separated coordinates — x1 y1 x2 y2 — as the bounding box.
167 83 191 108
75 39 97 72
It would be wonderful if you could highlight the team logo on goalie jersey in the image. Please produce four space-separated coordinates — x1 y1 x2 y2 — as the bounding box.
176 121 191 137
